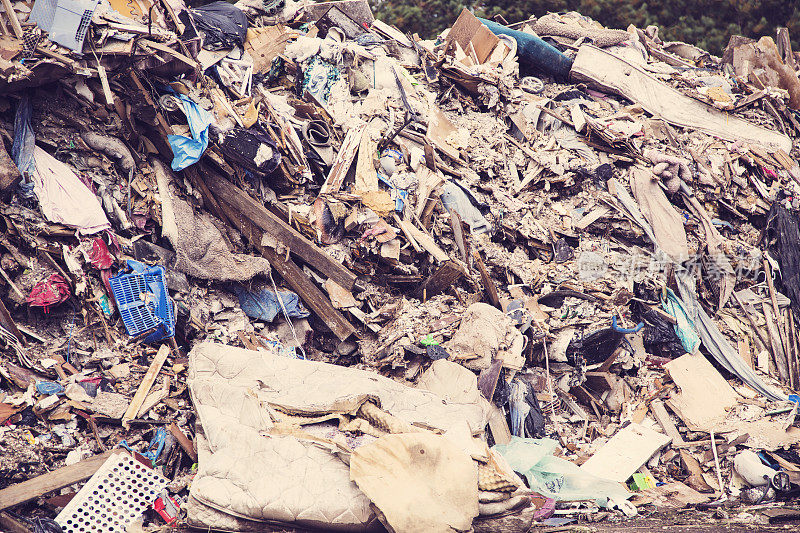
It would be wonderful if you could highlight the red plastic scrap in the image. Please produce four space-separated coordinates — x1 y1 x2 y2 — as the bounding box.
27 274 70 311
88 237 115 270
153 490 180 524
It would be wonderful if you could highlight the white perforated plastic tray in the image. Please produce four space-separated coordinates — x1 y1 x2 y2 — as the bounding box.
56 452 169 533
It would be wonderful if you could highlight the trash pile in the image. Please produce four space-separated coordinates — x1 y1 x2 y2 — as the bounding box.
1 1 800 531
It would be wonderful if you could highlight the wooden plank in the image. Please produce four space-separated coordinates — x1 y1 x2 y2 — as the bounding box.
122 345 169 429
168 422 198 462
0 451 117 511
414 166 444 218
470 24 499 64
213 194 357 341
140 39 199 69
575 205 611 230
0 296 24 346
487 404 511 445
0 0 23 38
321 124 366 195
764 258 792 384
649 399 686 446
447 208 467 262
0 511 30 533
96 64 114 106
446 8 483 51
402 220 449 262
477 360 503 401
762 303 789 384
353 127 378 192
413 260 466 300
570 44 792 152
393 213 422 252
580 422 671 482
188 165 355 340
202 170 357 290
473 250 500 309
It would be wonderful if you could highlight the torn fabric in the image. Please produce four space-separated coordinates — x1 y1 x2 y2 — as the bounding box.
32 147 110 234
169 197 270 281
232 285 309 322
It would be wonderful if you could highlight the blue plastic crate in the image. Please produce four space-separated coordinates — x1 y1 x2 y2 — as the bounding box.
109 261 175 344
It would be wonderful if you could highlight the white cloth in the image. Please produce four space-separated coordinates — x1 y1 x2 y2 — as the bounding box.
32 146 109 234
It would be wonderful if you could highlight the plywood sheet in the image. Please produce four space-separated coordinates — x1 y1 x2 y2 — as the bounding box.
664 353 739 432
580 423 671 482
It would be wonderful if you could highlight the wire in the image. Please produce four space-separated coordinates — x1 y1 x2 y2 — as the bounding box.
268 270 307 360
65 312 76 364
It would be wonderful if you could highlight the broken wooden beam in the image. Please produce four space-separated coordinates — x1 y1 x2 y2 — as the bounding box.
0 451 117 511
413 260 467 300
0 296 24 346
0 511 29 533
320 124 366 194
0 0 23 38
202 170 357 291
650 399 687 446
122 345 170 428
168 422 198 462
258 235 357 341
203 186 357 341
473 250 500 309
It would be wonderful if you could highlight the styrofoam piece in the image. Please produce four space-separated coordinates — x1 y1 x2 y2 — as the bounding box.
56 452 168 533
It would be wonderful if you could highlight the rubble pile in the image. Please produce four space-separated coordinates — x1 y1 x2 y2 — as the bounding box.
1 1 800 531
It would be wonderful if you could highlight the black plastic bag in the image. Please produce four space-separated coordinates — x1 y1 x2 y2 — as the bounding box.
766 204 800 321
566 328 623 365
508 378 546 438
190 1 248 51
641 308 685 359
219 126 281 176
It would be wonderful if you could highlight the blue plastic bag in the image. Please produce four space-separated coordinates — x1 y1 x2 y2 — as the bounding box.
167 95 213 171
661 288 701 354
12 96 37 186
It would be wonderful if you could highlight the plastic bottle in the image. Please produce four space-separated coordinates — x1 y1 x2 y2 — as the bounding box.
733 450 789 491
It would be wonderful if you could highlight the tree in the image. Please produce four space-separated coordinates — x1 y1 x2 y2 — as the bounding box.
369 0 470 39
370 0 800 55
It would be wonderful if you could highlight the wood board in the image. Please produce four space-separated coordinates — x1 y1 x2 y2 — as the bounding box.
570 45 792 152
0 451 118 511
664 353 739 432
580 422 671 482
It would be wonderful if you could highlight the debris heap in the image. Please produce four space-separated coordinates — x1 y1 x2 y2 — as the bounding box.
0 1 800 531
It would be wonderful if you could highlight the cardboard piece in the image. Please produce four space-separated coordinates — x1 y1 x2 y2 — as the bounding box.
446 9 500 66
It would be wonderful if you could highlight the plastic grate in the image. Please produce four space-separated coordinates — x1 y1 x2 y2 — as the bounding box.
109 265 174 344
56 453 168 533
74 9 93 46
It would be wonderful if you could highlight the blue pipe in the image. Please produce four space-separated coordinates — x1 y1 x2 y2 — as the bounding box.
478 18 573 80
611 315 644 334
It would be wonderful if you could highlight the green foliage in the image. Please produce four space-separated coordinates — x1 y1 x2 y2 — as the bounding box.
369 0 800 55
369 0 470 39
